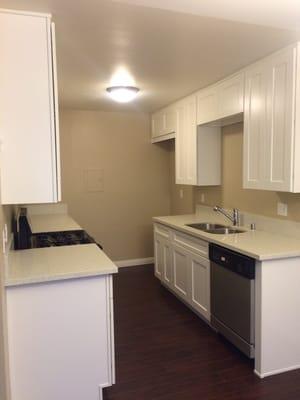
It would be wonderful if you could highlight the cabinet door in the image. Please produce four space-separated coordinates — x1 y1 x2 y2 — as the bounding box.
172 244 190 301
264 46 296 192
0 11 60 204
7 276 114 400
154 233 173 286
243 62 268 189
154 233 164 280
164 107 177 134
196 86 218 125
152 111 165 138
189 252 210 321
219 73 244 118
175 95 197 185
161 239 173 289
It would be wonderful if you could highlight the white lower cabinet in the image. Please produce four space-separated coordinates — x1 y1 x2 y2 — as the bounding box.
6 275 115 400
189 252 210 320
154 224 210 322
154 233 173 288
173 244 190 301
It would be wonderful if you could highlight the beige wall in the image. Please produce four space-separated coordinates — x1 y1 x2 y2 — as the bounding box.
194 122 300 221
60 109 171 261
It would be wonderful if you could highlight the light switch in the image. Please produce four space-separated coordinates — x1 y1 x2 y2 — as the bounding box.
277 202 288 217
180 189 184 199
84 169 104 192
200 193 205 203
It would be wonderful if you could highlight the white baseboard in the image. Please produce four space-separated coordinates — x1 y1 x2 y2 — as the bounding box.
114 257 154 268
254 364 300 379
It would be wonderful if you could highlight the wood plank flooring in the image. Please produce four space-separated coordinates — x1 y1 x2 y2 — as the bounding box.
104 265 300 400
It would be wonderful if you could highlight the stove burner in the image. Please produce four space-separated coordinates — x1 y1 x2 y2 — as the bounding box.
32 230 102 249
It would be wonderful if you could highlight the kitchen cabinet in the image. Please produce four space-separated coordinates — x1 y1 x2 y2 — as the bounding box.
189 252 210 320
196 86 218 125
154 224 173 288
151 106 177 143
154 233 173 288
196 72 244 125
218 73 244 119
173 244 190 301
6 275 115 400
154 224 210 322
175 95 221 186
243 44 299 192
175 95 197 185
0 10 61 204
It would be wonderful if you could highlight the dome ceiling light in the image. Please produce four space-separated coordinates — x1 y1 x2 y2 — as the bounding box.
106 85 140 103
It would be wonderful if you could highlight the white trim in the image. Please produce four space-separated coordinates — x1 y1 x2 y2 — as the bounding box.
254 364 300 379
114 257 154 268
50 22 62 202
0 8 51 18
151 132 175 143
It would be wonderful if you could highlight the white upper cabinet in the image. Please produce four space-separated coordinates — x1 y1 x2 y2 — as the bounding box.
175 95 197 185
196 72 244 126
175 95 221 186
151 106 177 143
218 73 244 119
243 61 268 189
0 10 61 204
196 86 218 125
244 44 299 192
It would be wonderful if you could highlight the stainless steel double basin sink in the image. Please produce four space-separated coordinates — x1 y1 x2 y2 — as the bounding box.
185 223 246 235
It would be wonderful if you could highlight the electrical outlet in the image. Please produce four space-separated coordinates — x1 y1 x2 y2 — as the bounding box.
179 189 184 199
201 193 205 203
277 202 288 217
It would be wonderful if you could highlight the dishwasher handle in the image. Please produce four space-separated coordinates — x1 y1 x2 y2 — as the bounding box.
209 244 255 279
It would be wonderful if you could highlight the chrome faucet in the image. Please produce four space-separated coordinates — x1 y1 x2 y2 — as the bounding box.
213 206 240 226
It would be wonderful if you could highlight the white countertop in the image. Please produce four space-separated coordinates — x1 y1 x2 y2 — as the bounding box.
153 212 300 261
28 214 81 234
6 244 118 287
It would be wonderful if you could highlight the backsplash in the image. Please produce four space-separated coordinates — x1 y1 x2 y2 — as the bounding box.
196 204 300 240
195 122 300 222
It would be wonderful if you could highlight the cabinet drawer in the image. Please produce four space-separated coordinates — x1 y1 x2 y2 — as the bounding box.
173 230 208 258
154 223 171 239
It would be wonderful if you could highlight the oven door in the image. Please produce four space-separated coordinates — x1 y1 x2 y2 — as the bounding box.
211 261 255 357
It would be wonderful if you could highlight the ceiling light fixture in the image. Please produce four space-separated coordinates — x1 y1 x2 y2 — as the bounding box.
106 86 140 103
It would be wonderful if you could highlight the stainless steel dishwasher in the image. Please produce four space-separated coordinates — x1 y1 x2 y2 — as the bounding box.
209 243 255 358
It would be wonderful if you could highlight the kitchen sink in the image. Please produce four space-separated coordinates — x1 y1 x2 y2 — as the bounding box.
186 222 246 235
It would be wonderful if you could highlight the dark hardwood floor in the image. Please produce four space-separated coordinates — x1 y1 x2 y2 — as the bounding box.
104 265 300 400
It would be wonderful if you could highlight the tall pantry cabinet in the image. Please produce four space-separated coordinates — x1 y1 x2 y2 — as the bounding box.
0 10 61 204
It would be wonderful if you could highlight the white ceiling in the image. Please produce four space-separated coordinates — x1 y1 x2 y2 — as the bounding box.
0 0 299 112
115 0 300 30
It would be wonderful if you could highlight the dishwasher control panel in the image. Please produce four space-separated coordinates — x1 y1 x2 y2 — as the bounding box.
209 244 255 279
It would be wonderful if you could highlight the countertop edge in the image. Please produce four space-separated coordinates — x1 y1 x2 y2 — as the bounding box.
5 267 118 288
